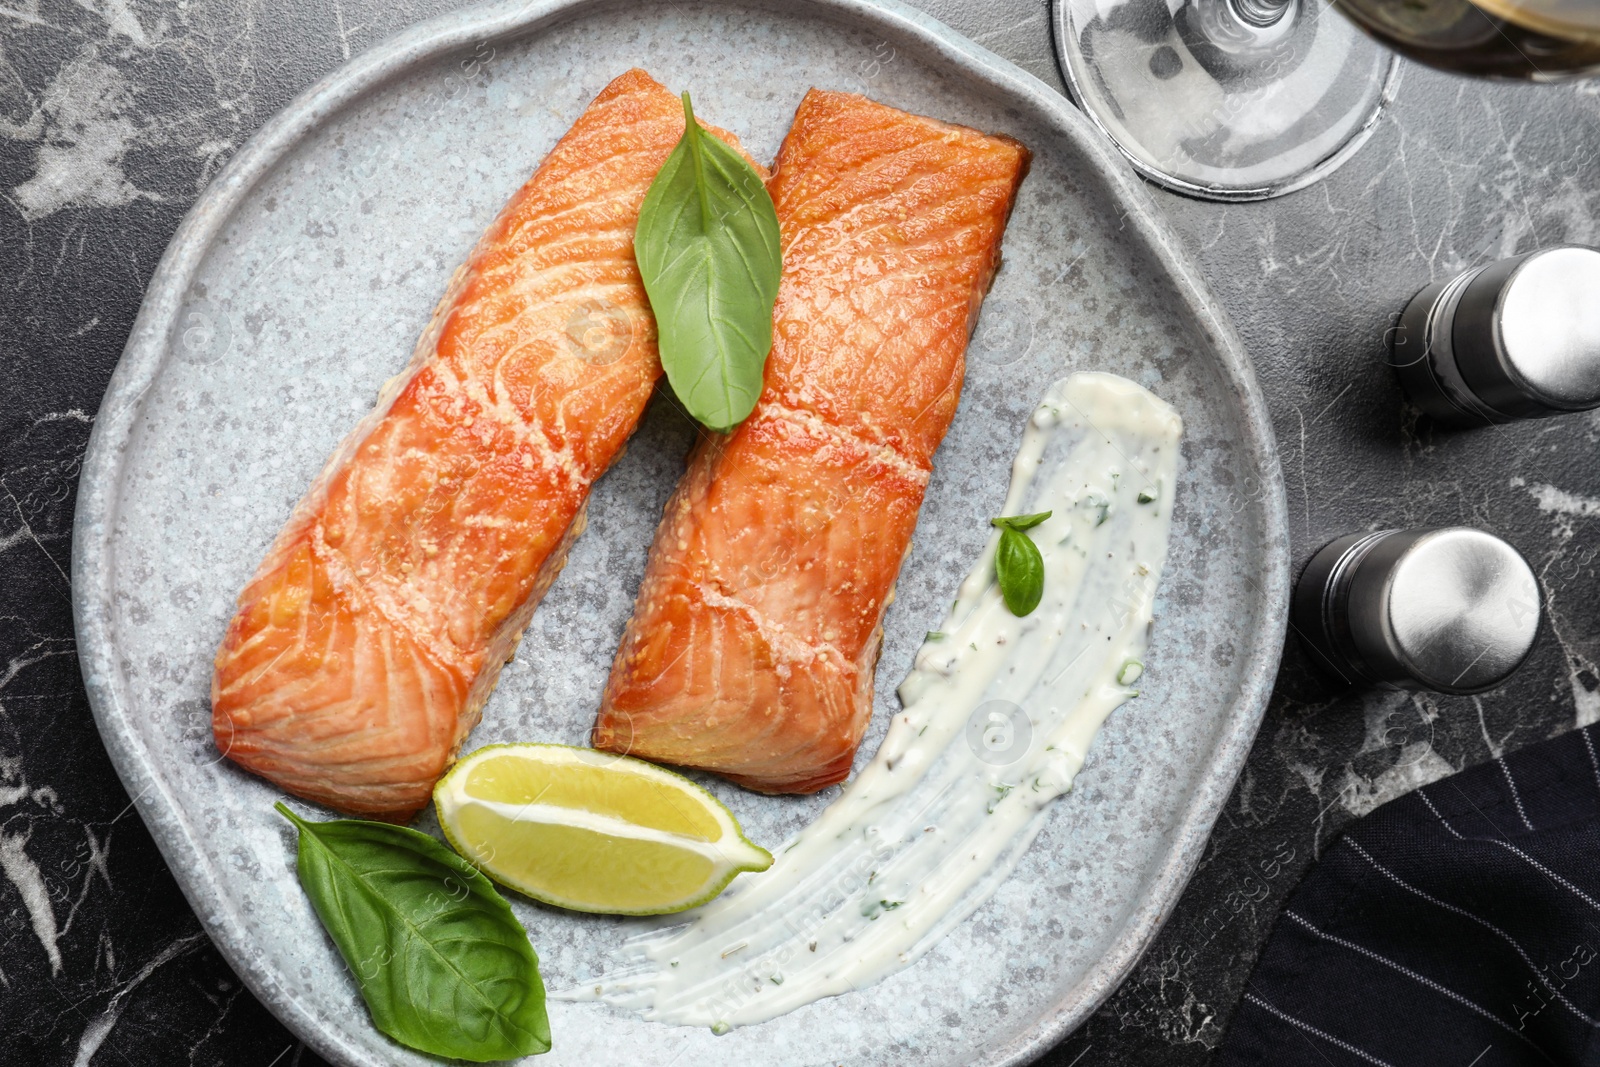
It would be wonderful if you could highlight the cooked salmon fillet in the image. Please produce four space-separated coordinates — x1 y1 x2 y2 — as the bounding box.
594 90 1030 793
212 70 762 821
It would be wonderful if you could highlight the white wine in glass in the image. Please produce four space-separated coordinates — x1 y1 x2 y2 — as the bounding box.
1335 0 1600 79
1051 0 1597 202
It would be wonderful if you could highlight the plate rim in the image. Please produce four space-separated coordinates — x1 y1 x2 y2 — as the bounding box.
70 0 1290 1063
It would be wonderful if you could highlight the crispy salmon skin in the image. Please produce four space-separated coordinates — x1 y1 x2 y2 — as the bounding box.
211 70 761 821
595 90 1030 793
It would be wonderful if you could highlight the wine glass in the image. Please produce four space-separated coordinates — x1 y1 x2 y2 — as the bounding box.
1051 0 1600 201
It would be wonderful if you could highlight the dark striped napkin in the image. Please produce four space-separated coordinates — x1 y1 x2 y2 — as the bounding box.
1218 724 1600 1067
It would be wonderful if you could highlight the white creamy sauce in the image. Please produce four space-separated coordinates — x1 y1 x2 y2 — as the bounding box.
558 372 1182 1030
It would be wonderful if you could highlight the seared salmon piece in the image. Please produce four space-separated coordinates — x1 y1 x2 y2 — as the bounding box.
212 70 762 821
595 90 1030 793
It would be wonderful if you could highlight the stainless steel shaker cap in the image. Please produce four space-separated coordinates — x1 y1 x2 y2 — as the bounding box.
1293 528 1540 694
1393 245 1600 424
1456 246 1600 416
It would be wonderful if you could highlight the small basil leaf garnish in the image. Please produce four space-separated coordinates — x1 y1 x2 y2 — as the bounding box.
990 511 1051 615
994 525 1045 617
990 510 1052 532
275 803 550 1062
635 91 782 433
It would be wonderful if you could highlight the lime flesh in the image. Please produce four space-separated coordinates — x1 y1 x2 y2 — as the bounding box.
435 744 771 915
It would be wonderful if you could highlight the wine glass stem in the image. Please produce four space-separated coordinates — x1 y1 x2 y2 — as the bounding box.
1231 0 1295 28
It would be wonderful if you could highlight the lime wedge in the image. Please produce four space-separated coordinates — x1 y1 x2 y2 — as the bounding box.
434 744 772 915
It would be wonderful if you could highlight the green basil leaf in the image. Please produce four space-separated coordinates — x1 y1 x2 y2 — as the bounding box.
990 510 1052 532
995 526 1045 617
635 92 782 432
276 803 550 1062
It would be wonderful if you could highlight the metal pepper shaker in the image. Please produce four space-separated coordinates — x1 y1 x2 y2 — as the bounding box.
1293 528 1540 694
1391 246 1600 425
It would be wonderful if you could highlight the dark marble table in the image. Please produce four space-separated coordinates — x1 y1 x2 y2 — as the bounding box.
2 0 1596 1062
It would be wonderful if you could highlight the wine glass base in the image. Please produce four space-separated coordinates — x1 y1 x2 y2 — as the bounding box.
1051 0 1403 201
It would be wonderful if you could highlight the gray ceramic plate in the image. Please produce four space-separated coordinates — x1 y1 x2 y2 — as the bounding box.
72 0 1289 1063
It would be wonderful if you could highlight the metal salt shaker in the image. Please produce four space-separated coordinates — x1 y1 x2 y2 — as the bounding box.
1293 528 1540 694
1391 246 1600 425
